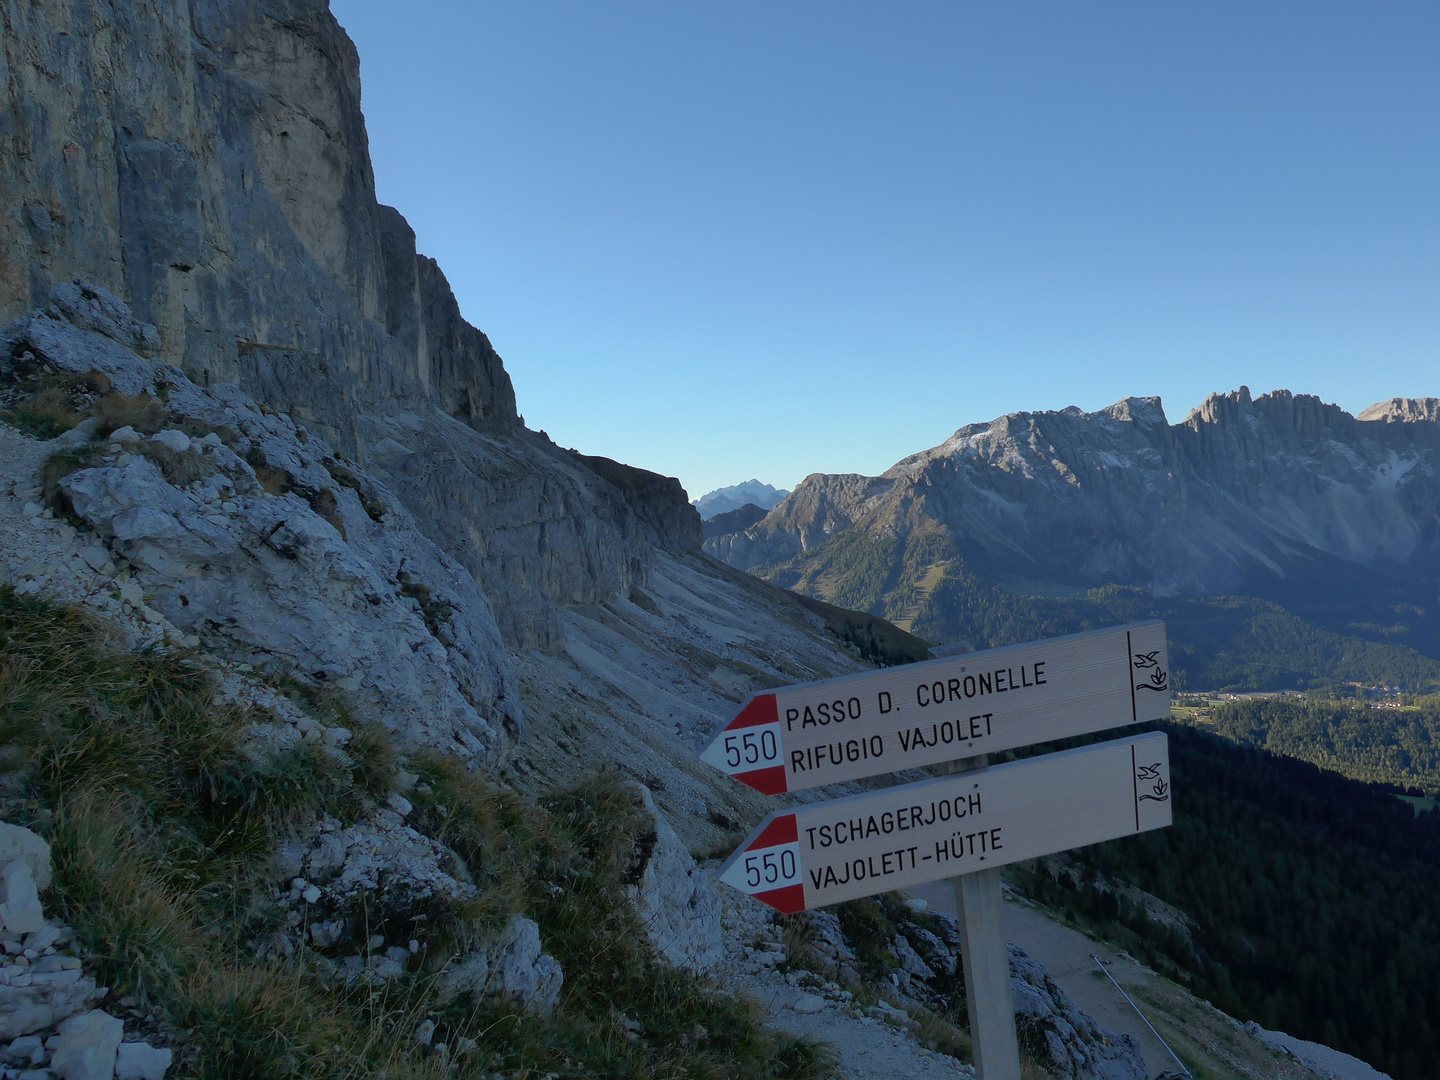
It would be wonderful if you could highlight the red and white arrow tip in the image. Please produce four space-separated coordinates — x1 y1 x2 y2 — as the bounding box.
718 811 806 913
698 693 789 795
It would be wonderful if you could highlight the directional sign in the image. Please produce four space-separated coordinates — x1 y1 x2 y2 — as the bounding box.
717 731 1172 912
700 621 1169 794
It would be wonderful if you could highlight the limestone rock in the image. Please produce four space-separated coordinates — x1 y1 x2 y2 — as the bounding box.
0 825 51 893
710 389 1440 601
626 785 724 974
0 931 103 1040
296 811 475 909
791 993 825 1015
891 934 935 981
49 1009 122 1080
1 864 44 936
1357 397 1440 423
8 285 522 764
114 1041 172 1080
1008 944 1147 1080
0 0 700 652
439 916 563 1016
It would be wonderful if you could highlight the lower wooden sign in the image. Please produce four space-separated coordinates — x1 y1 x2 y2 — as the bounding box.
718 731 1172 912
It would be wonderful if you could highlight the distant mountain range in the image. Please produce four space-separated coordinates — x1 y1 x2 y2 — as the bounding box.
691 479 789 518
706 389 1440 691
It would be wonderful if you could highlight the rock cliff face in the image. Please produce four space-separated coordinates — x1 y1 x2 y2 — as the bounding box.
0 0 698 649
3 281 521 762
713 389 1440 598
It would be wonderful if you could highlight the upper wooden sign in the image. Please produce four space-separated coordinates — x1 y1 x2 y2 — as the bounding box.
718 731 1173 912
700 621 1170 793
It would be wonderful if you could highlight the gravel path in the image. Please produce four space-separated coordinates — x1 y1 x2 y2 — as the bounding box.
728 963 974 1080
911 880 1174 1072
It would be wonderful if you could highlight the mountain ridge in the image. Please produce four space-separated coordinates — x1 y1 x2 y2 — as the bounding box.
706 388 1440 686
692 479 790 518
714 387 1440 599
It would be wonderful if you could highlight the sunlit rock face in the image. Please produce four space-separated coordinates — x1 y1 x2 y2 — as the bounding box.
715 389 1440 597
0 0 699 648
6 280 522 763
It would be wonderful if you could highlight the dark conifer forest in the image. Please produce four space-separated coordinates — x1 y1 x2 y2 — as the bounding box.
1024 723 1440 1080
1200 696 1440 795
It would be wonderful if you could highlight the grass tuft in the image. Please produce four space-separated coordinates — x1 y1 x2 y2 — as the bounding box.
0 586 839 1079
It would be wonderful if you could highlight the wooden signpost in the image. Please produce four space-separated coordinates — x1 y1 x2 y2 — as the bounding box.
698 620 1177 1080
715 731 1172 911
699 621 1169 793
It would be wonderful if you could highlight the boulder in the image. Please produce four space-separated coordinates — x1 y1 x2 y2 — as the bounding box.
0 825 51 893
1 864 45 935
50 1009 123 1080
11 288 523 766
440 916 563 1016
0 946 104 1040
626 785 724 974
114 1041 172 1080
1009 945 1147 1080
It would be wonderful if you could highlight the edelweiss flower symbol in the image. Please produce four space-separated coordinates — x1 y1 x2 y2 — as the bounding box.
1136 763 1169 802
1132 651 1168 692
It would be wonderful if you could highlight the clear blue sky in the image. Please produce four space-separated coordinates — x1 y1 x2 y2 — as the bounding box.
330 1 1438 500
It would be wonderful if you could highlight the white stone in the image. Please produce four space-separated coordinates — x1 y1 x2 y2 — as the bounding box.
21 504 40 518
413 1019 435 1047
77 548 109 572
625 785 723 974
108 427 138 443
0 827 51 894
1 866 44 936
301 886 320 904
149 430 190 453
50 1010 123 1080
385 792 412 817
114 1041 172 1080
8 1034 42 1057
439 916 562 1016
792 994 826 1015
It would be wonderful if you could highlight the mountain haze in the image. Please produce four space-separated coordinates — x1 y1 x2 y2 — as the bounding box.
692 479 789 518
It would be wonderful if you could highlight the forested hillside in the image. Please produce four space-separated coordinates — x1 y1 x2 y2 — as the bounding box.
1191 697 1440 796
1025 723 1440 1080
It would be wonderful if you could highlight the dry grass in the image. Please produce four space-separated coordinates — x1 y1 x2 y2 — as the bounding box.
913 1009 972 1060
93 392 166 436
0 587 839 1080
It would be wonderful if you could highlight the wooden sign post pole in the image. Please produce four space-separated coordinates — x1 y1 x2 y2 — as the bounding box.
706 615 1176 1079
949 755 1021 1080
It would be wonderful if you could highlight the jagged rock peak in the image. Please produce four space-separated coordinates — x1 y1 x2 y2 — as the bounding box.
708 382 1440 597
1358 398 1440 423
1102 395 1167 426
